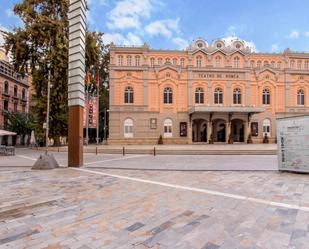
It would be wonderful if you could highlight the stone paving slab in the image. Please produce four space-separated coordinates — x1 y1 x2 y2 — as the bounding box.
0 167 309 248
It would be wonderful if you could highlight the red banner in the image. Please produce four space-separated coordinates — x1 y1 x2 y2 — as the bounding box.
83 96 99 128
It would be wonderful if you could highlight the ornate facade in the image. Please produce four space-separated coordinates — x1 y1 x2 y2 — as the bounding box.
109 38 309 144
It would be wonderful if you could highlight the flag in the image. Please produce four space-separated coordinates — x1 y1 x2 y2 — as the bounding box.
85 71 91 85
96 71 100 87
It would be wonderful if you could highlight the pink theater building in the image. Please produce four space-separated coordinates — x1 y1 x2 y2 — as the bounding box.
108 38 309 144
0 59 29 129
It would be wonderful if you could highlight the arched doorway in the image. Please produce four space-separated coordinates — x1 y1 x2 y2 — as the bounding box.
213 119 226 142
192 119 207 142
231 119 244 142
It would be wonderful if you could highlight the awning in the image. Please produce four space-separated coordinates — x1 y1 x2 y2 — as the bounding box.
189 106 265 114
0 130 17 136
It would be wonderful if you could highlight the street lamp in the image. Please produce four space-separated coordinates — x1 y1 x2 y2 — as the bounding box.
45 63 51 155
102 108 109 144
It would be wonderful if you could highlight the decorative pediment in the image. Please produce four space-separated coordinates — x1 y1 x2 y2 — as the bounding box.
209 49 227 56
156 64 179 73
229 50 247 56
255 67 279 81
118 71 141 80
192 49 208 56
155 66 181 80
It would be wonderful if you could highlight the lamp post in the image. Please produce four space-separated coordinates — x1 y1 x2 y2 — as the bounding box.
45 64 51 155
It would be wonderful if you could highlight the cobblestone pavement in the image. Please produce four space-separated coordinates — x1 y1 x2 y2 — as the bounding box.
0 165 309 249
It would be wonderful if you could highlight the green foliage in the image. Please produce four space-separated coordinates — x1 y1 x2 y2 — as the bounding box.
4 110 35 136
5 0 110 143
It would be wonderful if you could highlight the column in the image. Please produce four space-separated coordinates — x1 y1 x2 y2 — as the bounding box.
68 0 86 167
207 121 212 143
244 121 249 143
226 121 231 144
188 115 192 144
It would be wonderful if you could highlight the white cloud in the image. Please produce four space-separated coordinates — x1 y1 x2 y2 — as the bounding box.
126 32 142 45
222 36 257 52
5 9 14 18
87 0 108 6
107 0 154 30
145 18 180 38
103 32 142 46
172 37 188 49
225 25 237 37
271 43 279 53
0 25 9 47
286 30 299 39
305 32 309 37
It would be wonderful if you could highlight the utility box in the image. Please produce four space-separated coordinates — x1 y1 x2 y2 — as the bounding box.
277 115 309 173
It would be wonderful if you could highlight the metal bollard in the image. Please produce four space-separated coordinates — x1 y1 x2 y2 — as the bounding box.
153 147 156 156
123 146 125 156
96 146 98 155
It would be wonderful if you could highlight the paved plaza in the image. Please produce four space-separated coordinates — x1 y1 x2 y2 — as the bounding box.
0 149 309 248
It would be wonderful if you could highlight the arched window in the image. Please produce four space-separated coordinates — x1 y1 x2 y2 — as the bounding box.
271 61 275 68
4 81 9 94
180 58 185 67
215 56 221 67
164 118 173 138
233 88 241 104
250 60 255 68
118 55 123 66
264 61 269 67
126 55 131 66
297 89 305 105
14 85 18 97
262 88 270 105
195 87 204 104
305 61 308 70
257 61 261 69
290 60 294 69
150 58 155 67
163 87 173 104
263 119 271 137
124 86 134 104
158 58 162 65
234 56 239 68
196 56 202 67
135 55 140 66
165 58 170 64
214 88 223 104
22 88 26 100
124 118 133 138
173 58 177 65
277 61 281 69
297 60 302 70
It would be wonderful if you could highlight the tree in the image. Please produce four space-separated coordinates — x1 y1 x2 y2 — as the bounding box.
5 0 110 145
4 110 35 141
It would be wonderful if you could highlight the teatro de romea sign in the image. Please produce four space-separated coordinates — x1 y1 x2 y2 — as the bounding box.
195 73 243 79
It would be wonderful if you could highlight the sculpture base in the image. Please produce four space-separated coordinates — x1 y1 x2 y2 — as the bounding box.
32 154 59 170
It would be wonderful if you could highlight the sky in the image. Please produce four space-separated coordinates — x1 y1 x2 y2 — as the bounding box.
1 0 309 52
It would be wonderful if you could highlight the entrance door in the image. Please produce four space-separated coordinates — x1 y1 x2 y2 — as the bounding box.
232 119 244 142
192 119 207 142
213 119 226 142
200 122 207 142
